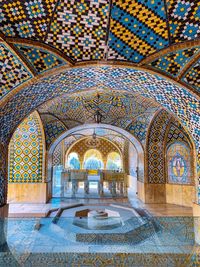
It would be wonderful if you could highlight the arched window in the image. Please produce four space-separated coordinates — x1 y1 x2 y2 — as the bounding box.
83 149 104 170
167 142 192 184
67 152 80 169
106 152 122 171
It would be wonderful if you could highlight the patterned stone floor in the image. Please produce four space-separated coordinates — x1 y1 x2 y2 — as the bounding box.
2 195 199 267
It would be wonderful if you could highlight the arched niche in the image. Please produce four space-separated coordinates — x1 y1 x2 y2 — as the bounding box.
7 111 46 203
165 141 195 207
167 142 193 185
67 152 81 170
83 149 104 170
106 152 122 171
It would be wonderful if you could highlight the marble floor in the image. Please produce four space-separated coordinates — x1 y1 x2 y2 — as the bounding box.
3 195 199 267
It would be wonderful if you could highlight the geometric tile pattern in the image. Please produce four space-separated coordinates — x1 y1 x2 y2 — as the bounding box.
166 121 191 147
108 0 169 62
9 112 43 183
147 110 172 183
38 90 159 130
167 0 200 43
53 143 62 166
150 47 200 77
0 0 56 39
15 44 66 74
46 0 109 61
126 113 155 145
0 67 199 151
182 59 200 93
0 44 32 99
1 251 200 266
41 114 66 149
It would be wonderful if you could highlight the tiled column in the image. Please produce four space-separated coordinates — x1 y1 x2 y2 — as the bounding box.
0 144 9 250
0 204 8 250
0 143 8 209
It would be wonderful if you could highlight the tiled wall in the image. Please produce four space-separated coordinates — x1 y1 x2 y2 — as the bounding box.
9 112 44 183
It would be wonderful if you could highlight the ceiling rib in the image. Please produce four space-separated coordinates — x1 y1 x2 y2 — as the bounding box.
0 33 37 77
5 37 75 66
139 39 200 65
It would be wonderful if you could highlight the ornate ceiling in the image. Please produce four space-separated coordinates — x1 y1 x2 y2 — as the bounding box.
38 90 159 126
0 0 199 101
38 90 160 146
0 0 199 175
0 67 199 153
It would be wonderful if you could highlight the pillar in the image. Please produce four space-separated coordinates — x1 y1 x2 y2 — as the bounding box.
0 143 9 250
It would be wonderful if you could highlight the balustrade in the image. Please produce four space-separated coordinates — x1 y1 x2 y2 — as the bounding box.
60 169 128 197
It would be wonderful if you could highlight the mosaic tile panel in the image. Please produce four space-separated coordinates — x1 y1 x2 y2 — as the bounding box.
0 44 32 99
0 251 199 267
0 67 199 152
147 110 171 183
167 0 200 43
182 59 200 93
108 0 169 62
9 112 43 183
46 0 109 61
167 142 192 184
38 91 159 129
166 121 191 146
41 115 66 149
126 114 154 145
15 44 67 74
166 120 194 184
53 143 62 166
0 0 56 39
150 47 200 77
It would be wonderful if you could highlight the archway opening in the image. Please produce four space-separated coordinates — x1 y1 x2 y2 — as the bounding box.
83 149 104 170
106 152 122 171
67 152 81 170
49 124 142 199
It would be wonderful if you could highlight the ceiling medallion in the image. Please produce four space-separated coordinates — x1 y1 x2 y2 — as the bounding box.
85 130 100 148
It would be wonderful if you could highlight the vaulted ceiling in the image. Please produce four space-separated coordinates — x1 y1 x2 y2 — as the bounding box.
38 90 160 127
38 90 160 148
0 0 199 102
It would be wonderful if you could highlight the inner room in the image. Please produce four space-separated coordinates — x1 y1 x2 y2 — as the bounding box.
7 90 196 207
